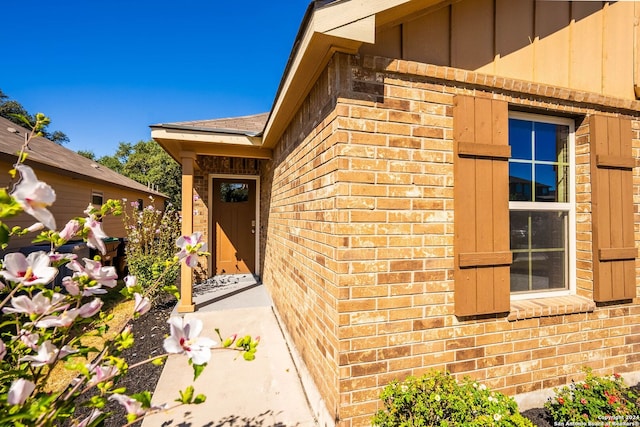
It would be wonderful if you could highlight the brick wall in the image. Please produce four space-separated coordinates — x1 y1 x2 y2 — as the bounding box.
261 59 345 420
262 52 640 426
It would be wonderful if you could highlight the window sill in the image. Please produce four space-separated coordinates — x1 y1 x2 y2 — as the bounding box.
508 295 595 321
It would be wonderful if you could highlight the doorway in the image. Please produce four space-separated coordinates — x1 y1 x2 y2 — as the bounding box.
212 177 257 275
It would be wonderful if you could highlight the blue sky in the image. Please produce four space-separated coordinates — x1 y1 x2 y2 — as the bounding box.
0 1 310 158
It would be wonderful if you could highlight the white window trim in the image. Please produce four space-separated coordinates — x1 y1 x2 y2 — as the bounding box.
509 111 576 301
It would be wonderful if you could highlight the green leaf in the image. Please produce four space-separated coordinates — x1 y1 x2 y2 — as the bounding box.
192 362 206 381
89 395 107 409
0 189 22 218
0 222 9 248
151 356 166 366
177 386 195 404
132 391 152 408
193 394 207 404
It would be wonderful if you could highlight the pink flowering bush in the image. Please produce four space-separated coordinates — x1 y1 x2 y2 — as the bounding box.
121 199 181 300
0 115 259 426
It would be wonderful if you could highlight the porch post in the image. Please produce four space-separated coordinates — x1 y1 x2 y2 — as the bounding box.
177 151 197 313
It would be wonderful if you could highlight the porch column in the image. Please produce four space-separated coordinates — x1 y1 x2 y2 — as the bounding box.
177 151 197 313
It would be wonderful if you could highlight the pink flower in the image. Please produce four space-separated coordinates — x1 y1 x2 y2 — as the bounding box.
0 251 58 286
61 276 81 296
8 378 35 405
84 217 107 254
124 275 137 289
49 252 77 263
20 340 58 366
581 398 587 405
17 329 39 350
175 232 207 268
25 222 44 233
65 258 117 295
109 394 146 418
3 292 68 316
59 219 80 241
77 409 103 427
11 164 56 230
20 340 76 367
34 308 80 328
87 363 119 387
163 316 217 365
78 298 103 318
133 293 151 316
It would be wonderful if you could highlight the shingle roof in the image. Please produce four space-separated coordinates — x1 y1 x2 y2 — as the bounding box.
153 112 269 135
0 116 166 197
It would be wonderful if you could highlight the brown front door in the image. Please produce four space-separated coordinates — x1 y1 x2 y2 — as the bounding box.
212 178 256 275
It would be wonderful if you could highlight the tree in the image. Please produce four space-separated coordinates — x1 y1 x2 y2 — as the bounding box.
0 88 69 145
95 140 181 206
77 150 96 160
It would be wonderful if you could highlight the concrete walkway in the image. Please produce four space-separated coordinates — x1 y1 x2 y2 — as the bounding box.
142 277 318 427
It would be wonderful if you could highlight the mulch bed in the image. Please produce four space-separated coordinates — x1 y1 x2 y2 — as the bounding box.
104 294 177 427
522 407 554 427
69 294 177 427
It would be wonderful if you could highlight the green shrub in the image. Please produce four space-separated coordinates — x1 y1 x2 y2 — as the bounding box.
372 371 534 427
123 198 180 299
545 368 639 423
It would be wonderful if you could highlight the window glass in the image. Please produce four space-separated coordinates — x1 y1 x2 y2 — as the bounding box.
510 210 568 293
92 192 103 206
509 163 532 201
509 119 532 160
509 116 572 295
220 183 249 203
509 120 569 203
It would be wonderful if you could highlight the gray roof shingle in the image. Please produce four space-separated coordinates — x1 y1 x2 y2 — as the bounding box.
153 112 269 135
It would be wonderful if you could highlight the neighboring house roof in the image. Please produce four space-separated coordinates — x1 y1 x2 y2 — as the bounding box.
0 116 167 198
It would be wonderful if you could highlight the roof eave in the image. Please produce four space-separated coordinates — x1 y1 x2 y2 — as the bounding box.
151 127 272 162
261 0 449 148
261 2 376 148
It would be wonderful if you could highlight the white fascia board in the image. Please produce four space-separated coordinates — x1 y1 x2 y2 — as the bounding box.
324 14 376 44
263 6 377 145
314 0 411 34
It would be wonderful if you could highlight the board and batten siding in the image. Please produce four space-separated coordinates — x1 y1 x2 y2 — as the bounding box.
0 160 166 251
360 0 639 101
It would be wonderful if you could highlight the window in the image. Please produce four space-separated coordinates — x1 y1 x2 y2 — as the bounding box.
508 113 575 298
91 191 104 206
219 183 249 203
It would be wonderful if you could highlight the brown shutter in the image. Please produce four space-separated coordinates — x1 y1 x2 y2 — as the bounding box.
453 95 511 316
590 115 637 302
